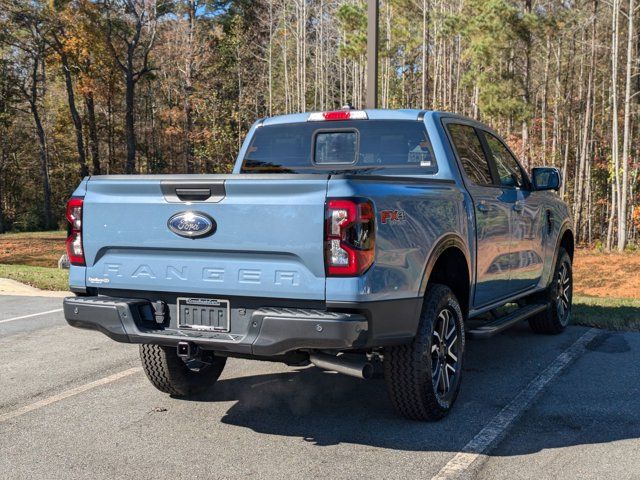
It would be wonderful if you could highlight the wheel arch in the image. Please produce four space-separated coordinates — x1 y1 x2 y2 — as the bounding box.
419 234 472 318
545 221 574 289
559 226 575 260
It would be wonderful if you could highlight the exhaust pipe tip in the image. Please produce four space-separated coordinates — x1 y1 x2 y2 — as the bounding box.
310 353 373 380
361 362 374 380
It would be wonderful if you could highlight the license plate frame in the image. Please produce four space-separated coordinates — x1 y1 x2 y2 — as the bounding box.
177 297 230 332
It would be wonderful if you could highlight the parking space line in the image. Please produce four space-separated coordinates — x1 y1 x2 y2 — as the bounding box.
431 328 601 480
0 367 142 423
0 308 63 325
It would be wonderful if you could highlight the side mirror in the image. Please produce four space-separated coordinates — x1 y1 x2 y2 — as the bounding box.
532 167 561 191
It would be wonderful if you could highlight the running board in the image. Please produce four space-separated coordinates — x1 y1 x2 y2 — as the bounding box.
468 304 548 339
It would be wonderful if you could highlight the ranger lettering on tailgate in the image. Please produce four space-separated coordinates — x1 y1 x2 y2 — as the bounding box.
92 263 301 286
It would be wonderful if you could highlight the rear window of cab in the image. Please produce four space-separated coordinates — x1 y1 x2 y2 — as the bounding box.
241 120 437 175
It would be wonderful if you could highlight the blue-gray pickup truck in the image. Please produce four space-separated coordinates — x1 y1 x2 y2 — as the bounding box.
63 108 573 420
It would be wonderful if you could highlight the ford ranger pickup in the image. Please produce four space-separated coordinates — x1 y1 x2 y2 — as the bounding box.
63 108 574 421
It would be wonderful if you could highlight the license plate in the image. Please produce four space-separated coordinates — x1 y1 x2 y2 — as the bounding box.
177 297 230 332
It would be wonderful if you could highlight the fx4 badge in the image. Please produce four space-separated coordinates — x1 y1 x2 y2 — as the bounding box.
380 210 406 224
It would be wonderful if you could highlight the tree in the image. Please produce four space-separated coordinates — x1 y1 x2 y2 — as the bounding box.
0 0 637 245
0 55 15 233
99 0 166 173
0 1 54 228
457 0 530 134
49 1 89 177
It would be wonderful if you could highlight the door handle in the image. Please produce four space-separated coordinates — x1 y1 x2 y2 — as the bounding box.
512 202 524 213
477 202 489 213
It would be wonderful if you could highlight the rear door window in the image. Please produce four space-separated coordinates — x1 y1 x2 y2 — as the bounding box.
446 123 493 185
241 120 437 175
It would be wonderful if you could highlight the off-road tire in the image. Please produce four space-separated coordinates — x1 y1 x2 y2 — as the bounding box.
384 284 465 421
529 248 572 334
139 344 227 397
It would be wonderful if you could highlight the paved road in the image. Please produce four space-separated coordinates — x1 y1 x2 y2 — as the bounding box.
1 294 639 480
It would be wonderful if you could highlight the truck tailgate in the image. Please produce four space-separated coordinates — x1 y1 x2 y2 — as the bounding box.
82 175 328 300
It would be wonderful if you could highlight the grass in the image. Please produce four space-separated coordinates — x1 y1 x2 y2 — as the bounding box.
0 263 69 291
572 295 640 332
0 230 67 239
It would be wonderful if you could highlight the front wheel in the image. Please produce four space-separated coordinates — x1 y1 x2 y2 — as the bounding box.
529 247 572 334
384 284 465 421
139 344 227 397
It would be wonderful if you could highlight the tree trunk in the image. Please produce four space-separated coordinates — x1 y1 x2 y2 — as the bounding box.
58 48 88 178
541 35 551 166
301 0 306 112
268 0 273 115
33 108 52 229
607 180 617 251
618 0 634 251
107 86 114 174
29 58 53 229
551 42 561 166
184 0 196 173
283 5 290 113
0 149 5 233
574 0 598 241
125 70 137 174
560 116 571 198
611 0 621 250
421 0 430 109
520 0 533 168
84 91 100 175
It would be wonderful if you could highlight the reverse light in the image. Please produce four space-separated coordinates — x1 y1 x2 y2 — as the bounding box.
308 110 369 122
65 197 85 266
325 199 375 276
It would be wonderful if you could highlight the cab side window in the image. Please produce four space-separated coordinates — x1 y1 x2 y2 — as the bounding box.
484 133 524 188
446 123 493 185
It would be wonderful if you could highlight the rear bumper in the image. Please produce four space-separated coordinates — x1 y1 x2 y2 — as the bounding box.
64 293 422 355
63 296 369 356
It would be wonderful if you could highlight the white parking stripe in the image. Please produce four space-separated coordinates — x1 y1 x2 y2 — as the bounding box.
431 328 600 480
0 367 142 423
0 308 63 325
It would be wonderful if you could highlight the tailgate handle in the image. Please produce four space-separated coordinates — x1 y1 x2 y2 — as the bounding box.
161 180 226 203
175 188 211 201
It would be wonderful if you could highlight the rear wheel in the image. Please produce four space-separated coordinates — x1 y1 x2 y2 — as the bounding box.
529 248 572 334
139 344 226 397
384 284 465 421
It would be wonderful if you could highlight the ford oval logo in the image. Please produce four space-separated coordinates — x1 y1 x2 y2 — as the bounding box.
168 212 216 239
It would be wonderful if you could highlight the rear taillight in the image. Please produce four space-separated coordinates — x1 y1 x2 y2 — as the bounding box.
66 197 85 266
325 199 375 276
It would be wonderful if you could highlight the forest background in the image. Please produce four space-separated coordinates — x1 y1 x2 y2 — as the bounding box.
0 0 638 252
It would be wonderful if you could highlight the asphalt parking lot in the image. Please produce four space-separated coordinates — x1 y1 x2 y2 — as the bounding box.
1 294 639 480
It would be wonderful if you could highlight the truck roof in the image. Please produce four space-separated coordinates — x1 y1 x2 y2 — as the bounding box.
261 109 474 127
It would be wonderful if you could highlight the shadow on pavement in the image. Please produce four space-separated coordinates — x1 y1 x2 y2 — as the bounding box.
179 327 640 454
